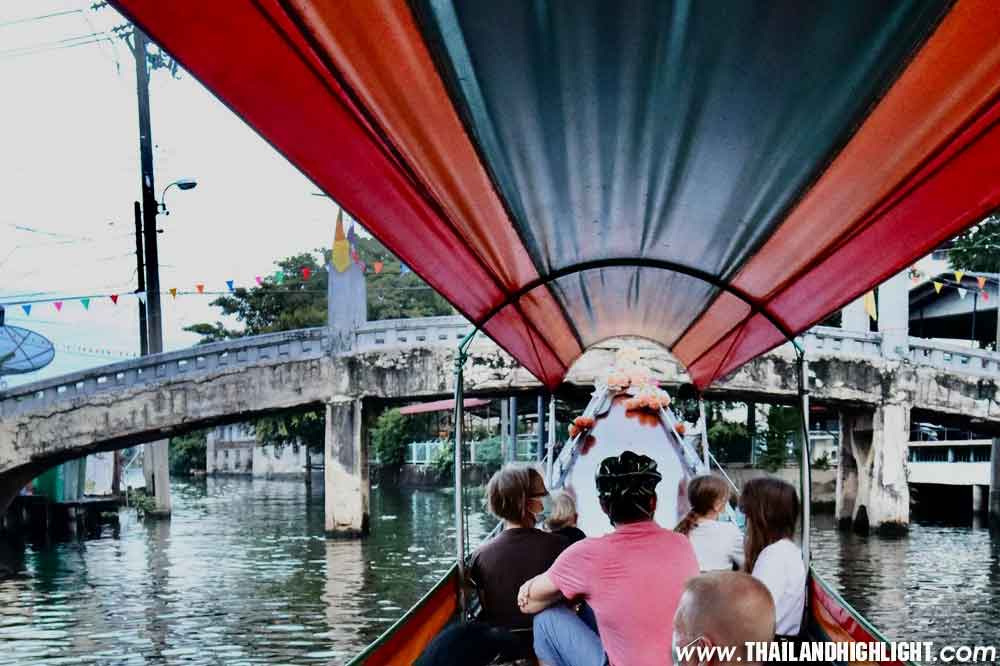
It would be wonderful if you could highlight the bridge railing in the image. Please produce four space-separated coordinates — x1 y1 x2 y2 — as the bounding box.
799 327 883 357
906 339 1000 377
354 315 473 350
0 328 328 419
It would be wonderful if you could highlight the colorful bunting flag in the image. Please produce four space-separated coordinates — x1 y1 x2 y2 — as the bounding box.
400 264 411 275
226 280 235 292
863 291 877 322
274 271 285 285
347 221 357 245
958 287 968 300
351 246 360 263
80 298 90 310
21 304 31 316
360 261 367 273
136 291 146 305
978 276 987 290
54 301 63 312
169 288 178 299
332 210 350 273
301 267 311 281
983 290 990 302
255 275 263 286
110 294 119 304
374 260 384 274
933 281 943 294
954 270 965 283
196 283 205 294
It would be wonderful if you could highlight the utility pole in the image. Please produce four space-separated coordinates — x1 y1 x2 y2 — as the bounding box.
132 26 171 517
133 201 148 356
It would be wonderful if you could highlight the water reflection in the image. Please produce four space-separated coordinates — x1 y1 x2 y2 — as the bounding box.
1 480 997 664
0 478 489 665
810 513 1000 645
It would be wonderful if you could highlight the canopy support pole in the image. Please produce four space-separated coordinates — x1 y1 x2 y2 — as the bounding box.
796 347 812 570
546 395 556 485
698 398 710 470
452 330 476 623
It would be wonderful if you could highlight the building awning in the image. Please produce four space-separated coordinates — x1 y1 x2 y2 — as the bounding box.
399 398 492 416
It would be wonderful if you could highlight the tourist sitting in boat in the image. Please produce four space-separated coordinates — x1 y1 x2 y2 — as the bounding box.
544 491 586 544
672 571 776 666
739 478 806 638
468 464 569 653
516 451 699 666
674 475 744 572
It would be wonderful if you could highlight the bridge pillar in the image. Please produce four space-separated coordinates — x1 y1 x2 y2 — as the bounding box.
325 398 369 537
143 440 172 517
841 296 869 333
991 438 1000 529
839 404 910 534
879 271 910 359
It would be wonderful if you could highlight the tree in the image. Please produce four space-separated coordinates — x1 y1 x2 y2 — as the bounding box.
169 430 207 476
184 237 453 452
947 212 1000 273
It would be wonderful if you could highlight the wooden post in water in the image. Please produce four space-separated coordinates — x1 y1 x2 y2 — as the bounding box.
990 437 1000 530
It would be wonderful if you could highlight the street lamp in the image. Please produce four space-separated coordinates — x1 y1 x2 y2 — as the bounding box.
157 178 198 216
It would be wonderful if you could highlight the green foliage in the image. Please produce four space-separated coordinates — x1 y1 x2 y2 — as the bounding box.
126 487 157 518
372 408 434 470
254 410 325 453
169 430 207 476
473 436 502 472
707 420 751 464
184 240 453 450
431 440 455 478
812 452 832 471
755 405 802 472
947 213 1000 273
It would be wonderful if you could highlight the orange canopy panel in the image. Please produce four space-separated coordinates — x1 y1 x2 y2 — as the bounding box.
113 0 1000 389
398 398 491 416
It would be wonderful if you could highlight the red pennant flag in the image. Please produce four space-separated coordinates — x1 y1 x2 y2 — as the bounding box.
302 267 311 281
110 294 119 305
983 290 990 302
255 275 263 286
978 276 987 290
53 301 63 312
196 283 205 294
374 260 384 274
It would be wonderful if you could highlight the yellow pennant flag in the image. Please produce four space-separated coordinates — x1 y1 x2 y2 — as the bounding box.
978 276 987 290
933 281 944 294
332 210 351 273
954 270 965 284
863 291 877 322
169 288 178 299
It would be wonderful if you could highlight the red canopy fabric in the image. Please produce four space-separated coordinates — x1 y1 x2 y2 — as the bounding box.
112 0 1000 390
399 398 491 416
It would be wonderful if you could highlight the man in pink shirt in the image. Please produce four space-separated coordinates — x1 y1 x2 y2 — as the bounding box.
517 451 699 666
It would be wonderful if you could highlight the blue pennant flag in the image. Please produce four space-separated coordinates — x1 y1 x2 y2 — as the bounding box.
400 263 411 275
226 280 235 293
21 304 31 316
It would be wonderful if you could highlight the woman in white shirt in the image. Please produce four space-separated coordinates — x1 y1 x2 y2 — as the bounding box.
674 475 744 572
739 477 806 637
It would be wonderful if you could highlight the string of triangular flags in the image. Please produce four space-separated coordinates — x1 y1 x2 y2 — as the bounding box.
910 267 991 302
6 212 419 317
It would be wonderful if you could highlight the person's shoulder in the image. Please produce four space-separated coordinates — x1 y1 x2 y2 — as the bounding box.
760 538 803 564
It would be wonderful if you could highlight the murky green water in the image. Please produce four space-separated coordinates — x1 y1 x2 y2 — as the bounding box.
0 480 998 665
0 479 493 665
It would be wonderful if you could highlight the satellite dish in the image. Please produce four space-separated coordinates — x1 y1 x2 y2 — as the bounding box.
0 307 55 376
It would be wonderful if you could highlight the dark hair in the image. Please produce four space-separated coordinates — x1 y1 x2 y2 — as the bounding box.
595 451 661 525
675 475 730 535
739 477 799 572
486 465 543 526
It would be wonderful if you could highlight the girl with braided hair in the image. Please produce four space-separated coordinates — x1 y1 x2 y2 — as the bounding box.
517 451 699 666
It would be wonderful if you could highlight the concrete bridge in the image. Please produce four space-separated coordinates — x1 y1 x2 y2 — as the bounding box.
3 314 1000 534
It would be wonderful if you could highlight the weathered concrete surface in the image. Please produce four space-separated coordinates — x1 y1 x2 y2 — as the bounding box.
324 399 368 535
3 337 1000 518
839 406 910 534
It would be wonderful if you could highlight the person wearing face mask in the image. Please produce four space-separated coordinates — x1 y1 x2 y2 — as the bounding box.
517 451 699 666
467 464 570 656
672 571 776 666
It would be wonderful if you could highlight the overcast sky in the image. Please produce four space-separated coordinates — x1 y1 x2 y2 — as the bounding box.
0 0 350 387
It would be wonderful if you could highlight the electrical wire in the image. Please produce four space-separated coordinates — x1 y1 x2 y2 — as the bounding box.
0 8 82 29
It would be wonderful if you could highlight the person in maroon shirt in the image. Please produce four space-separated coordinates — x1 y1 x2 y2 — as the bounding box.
468 465 570 653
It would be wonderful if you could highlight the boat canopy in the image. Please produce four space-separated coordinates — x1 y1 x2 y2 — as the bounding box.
112 0 1000 390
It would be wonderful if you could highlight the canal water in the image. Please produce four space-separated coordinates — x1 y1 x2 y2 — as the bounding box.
0 478 997 665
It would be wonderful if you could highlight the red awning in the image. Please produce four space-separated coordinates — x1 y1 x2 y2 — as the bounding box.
399 398 492 416
112 0 1000 390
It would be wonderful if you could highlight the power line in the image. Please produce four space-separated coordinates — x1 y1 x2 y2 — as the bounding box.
0 35 111 61
0 8 82 29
